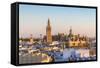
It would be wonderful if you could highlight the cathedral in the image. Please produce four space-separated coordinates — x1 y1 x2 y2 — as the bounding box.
46 18 52 44
67 27 88 47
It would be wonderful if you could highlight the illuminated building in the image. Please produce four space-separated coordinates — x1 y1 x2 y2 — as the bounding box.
46 18 52 44
67 27 88 47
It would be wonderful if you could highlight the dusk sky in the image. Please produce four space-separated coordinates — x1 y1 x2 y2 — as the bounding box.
19 4 96 38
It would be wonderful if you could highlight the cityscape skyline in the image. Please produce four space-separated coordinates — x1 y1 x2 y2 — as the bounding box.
19 4 96 38
18 4 96 64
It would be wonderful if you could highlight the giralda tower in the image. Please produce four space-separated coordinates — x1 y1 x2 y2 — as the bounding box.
46 18 52 44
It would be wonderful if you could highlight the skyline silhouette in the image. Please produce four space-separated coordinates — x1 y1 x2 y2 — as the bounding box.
19 4 96 38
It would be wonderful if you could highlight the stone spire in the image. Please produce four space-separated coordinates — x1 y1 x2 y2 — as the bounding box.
69 26 72 35
46 18 52 44
48 18 50 26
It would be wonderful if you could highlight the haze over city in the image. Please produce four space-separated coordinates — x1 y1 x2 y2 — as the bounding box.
18 4 97 64
19 4 96 38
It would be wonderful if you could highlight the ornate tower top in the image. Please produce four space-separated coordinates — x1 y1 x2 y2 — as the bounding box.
68 26 73 37
47 18 50 26
46 18 51 30
69 26 72 35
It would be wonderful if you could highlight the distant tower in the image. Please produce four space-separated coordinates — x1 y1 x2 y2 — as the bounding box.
30 34 34 43
68 26 73 37
69 26 72 35
46 18 52 44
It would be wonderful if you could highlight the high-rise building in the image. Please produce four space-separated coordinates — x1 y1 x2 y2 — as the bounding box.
46 18 52 44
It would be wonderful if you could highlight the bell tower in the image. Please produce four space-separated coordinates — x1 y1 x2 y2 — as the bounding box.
46 18 52 44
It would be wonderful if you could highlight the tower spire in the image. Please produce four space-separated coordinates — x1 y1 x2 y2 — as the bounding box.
48 18 50 26
69 26 72 34
46 18 52 44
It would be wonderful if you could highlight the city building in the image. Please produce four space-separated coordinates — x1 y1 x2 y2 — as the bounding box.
46 18 52 44
29 34 34 44
67 27 88 47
